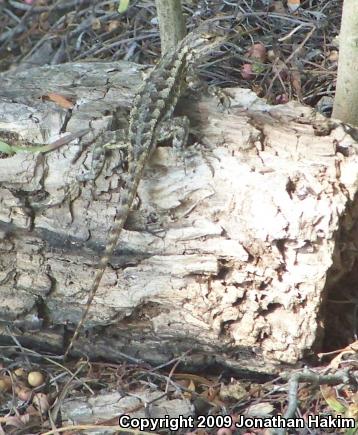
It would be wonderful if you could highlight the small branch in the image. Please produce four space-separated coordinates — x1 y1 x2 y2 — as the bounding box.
155 0 186 54
273 368 352 435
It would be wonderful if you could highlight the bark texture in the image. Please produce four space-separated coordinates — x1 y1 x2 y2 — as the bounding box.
155 0 186 53
0 62 358 373
332 0 358 125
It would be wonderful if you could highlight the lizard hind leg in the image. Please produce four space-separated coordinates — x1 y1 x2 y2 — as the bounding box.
185 63 232 112
157 116 191 173
78 130 127 183
156 115 190 155
155 116 191 175
172 116 190 151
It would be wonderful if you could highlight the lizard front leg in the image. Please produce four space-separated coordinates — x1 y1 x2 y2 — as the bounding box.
78 130 127 183
156 116 190 151
186 63 232 111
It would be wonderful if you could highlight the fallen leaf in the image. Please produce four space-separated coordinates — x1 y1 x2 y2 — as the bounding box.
321 385 347 413
3 414 30 428
291 70 302 99
287 0 300 12
33 392 50 414
43 93 74 109
244 402 275 417
220 380 247 401
247 43 267 62
241 64 255 80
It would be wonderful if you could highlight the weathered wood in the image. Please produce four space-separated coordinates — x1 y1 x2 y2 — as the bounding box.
1 62 357 373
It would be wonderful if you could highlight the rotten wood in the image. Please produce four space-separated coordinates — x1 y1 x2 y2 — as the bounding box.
0 62 358 373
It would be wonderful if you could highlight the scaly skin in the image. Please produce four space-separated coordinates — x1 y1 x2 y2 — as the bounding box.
64 24 225 359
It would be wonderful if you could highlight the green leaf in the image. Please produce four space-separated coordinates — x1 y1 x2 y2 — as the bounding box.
118 0 130 13
344 425 357 435
0 139 52 155
321 385 348 414
0 140 16 155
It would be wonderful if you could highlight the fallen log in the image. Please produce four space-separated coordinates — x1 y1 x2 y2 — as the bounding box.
0 61 357 374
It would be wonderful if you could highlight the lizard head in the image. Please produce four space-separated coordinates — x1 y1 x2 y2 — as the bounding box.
181 21 228 60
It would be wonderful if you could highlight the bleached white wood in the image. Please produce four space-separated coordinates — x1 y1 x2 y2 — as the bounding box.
0 62 357 372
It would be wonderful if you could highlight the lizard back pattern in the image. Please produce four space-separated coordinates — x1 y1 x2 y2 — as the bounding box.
64 23 226 358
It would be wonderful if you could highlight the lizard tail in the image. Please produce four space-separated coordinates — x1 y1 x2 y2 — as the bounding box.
64 163 145 359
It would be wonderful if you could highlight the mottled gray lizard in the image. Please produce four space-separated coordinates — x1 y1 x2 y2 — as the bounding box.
64 22 226 358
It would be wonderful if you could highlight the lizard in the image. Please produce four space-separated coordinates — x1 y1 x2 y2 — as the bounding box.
64 22 226 359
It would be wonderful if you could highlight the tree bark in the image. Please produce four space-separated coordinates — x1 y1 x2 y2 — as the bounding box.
155 0 186 54
1 62 358 373
332 0 358 125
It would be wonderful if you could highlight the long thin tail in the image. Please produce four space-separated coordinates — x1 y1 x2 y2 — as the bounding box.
64 163 145 359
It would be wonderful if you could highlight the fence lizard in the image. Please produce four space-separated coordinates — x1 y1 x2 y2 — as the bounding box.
64 22 226 359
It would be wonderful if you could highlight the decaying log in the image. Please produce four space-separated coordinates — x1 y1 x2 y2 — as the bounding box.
0 61 358 374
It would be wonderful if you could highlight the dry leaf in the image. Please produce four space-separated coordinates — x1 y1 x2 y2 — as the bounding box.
182 379 196 399
247 43 267 62
291 70 302 99
241 64 255 80
32 392 50 414
321 385 347 413
13 368 25 378
0 376 12 392
328 50 338 62
287 0 300 12
3 414 30 428
205 385 219 401
328 340 358 369
187 379 196 392
14 385 32 401
244 402 275 417
43 93 74 109
220 380 247 401
108 21 121 32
